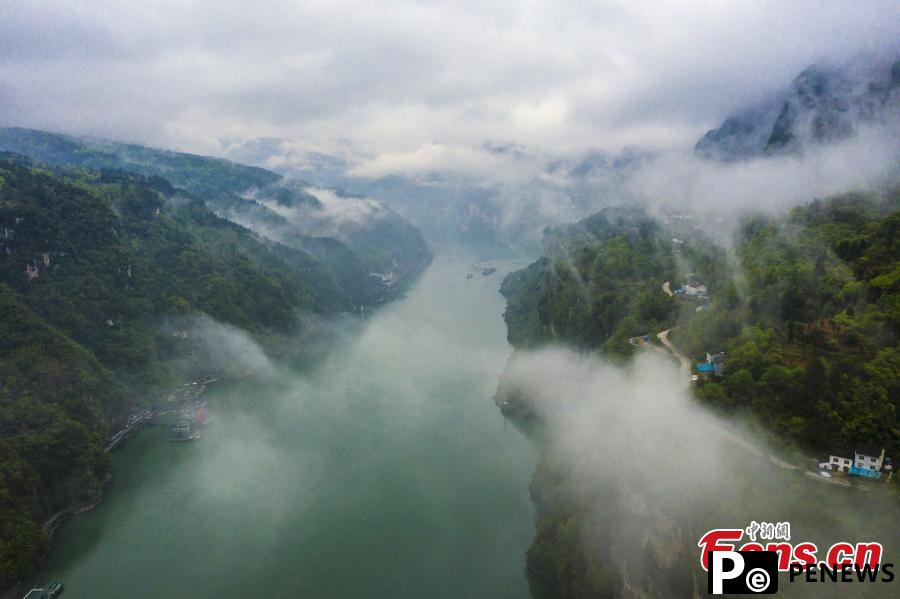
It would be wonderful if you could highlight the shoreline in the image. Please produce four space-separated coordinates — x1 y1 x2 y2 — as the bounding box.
12 380 216 598
41 473 111 536
5 476 111 599
13 271 431 597
17 335 346 593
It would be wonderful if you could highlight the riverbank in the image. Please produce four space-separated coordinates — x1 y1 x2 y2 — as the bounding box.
2 478 109 599
41 475 110 537
29 253 538 599
6 381 216 598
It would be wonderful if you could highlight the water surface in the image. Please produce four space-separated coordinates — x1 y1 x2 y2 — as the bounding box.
38 253 536 598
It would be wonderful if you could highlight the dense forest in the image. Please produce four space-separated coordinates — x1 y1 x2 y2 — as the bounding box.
501 192 898 453
0 158 310 587
674 193 899 453
0 284 113 588
0 147 430 588
0 127 280 199
501 207 676 356
0 127 433 300
498 188 899 597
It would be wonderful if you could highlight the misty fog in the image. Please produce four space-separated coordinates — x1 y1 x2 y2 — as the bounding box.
500 348 900 596
2 2 898 598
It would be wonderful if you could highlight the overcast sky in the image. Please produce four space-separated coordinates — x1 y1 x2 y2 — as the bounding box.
1 1 897 166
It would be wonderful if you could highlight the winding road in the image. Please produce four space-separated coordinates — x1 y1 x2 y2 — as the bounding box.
653 301 801 472
656 328 692 376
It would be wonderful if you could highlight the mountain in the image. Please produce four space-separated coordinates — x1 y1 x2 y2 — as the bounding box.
497 189 899 596
220 137 506 247
0 128 432 302
0 128 280 198
695 58 900 161
500 207 675 353
220 137 352 185
214 180 432 295
502 191 899 449
0 128 432 589
221 138 659 251
0 282 113 587
0 156 383 402
0 148 428 588
0 158 307 586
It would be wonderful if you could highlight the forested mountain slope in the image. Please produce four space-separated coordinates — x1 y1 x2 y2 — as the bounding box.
502 192 898 453
501 207 676 354
674 192 899 452
498 188 899 597
0 284 113 587
0 128 432 299
0 152 423 588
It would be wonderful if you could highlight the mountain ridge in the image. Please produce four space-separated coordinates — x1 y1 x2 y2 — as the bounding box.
695 57 900 161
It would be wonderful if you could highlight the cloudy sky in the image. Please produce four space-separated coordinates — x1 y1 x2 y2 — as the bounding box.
1 0 897 167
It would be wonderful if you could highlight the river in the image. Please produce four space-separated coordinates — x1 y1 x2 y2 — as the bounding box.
36 253 537 598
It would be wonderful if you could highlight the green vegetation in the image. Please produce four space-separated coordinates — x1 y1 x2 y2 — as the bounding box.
0 146 429 589
0 158 333 587
0 159 353 381
0 284 112 588
502 192 899 454
0 127 279 199
501 208 677 356
217 182 433 300
0 127 433 302
499 189 899 597
674 192 899 454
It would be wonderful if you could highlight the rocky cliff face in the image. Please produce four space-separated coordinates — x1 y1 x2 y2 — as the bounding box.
695 58 899 161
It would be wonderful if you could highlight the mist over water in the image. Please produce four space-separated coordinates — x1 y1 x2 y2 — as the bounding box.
501 349 900 597
37 253 537 598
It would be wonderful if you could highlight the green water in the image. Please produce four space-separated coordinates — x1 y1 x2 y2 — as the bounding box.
37 253 537 598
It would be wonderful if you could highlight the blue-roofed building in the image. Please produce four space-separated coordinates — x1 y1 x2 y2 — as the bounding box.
854 446 885 473
697 352 725 376
849 465 882 479
820 446 890 479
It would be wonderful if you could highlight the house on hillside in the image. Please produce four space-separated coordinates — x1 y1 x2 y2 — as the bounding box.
675 274 709 299
818 446 891 479
820 449 853 473
680 283 708 298
697 352 725 377
850 447 885 478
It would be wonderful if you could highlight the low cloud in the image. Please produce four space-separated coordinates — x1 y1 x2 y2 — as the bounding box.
500 347 900 594
348 143 542 185
630 127 900 219
161 313 274 378
2 2 896 159
304 187 379 228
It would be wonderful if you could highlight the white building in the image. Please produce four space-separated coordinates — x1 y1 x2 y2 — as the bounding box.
854 447 885 472
683 283 708 297
823 450 853 472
